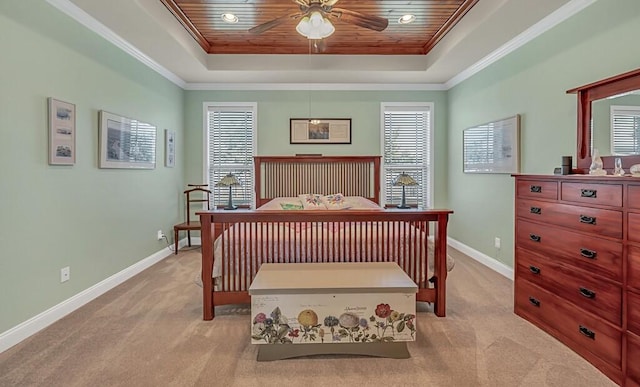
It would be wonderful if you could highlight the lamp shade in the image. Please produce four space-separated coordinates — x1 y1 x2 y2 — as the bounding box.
296 11 335 40
392 172 418 187
215 173 241 187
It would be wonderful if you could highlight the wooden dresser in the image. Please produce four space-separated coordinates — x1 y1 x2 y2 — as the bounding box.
514 174 640 386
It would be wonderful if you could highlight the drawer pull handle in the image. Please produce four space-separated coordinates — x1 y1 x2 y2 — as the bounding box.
579 287 596 299
530 207 541 215
580 189 597 198
529 266 541 275
580 248 597 259
579 325 596 340
529 234 541 242
579 215 596 225
528 297 540 307
530 185 542 193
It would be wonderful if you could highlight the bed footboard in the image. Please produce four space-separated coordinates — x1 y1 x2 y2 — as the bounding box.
198 210 452 320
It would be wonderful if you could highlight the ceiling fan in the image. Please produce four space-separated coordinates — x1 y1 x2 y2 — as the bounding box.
248 0 389 36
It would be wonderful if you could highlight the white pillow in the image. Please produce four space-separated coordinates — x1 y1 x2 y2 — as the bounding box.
298 194 326 210
279 201 304 210
321 193 352 210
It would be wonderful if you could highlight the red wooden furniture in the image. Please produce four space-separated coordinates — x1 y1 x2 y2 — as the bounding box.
197 155 453 321
173 184 211 254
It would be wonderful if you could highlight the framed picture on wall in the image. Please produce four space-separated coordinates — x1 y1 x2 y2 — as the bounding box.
463 114 520 174
98 111 157 169
165 129 175 167
290 118 352 144
48 98 76 165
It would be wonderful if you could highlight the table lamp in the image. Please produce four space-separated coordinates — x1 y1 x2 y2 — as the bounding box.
215 173 241 210
392 172 418 209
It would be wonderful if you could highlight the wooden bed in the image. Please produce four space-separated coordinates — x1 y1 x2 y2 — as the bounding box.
198 155 453 320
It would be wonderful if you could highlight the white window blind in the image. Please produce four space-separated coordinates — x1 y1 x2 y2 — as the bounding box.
381 103 433 209
611 105 640 155
205 103 256 208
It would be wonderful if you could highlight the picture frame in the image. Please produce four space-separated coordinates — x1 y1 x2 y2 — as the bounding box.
463 114 520 174
99 111 157 169
165 129 175 167
48 98 76 165
290 118 351 144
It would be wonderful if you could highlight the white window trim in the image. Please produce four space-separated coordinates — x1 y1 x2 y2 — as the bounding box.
380 102 434 209
202 102 258 208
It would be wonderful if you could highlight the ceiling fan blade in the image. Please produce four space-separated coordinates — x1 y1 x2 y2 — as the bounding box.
249 13 302 35
329 8 388 31
321 0 340 6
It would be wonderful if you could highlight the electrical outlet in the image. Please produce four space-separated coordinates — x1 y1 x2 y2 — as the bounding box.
60 266 70 283
494 237 501 249
157 230 164 240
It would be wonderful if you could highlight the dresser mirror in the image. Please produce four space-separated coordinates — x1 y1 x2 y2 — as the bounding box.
592 92 640 156
567 68 640 173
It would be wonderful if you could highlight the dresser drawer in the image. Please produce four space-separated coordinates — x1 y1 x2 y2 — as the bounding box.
516 179 558 200
517 199 622 238
628 331 640 386
628 185 640 210
515 279 622 367
628 291 640 336
517 220 623 281
561 182 622 207
516 249 621 325
628 213 640 244
630 246 640 291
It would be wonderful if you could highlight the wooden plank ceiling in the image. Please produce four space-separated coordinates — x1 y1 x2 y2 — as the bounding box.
160 0 478 55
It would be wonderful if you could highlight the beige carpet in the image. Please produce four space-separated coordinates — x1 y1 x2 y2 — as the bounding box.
0 247 615 387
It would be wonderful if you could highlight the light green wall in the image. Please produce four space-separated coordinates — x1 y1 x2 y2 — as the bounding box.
184 90 449 208
0 2 184 332
447 0 640 267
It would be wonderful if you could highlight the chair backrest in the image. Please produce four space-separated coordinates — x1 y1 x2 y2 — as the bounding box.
184 185 211 223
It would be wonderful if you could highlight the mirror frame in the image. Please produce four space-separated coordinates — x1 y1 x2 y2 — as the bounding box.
567 67 640 173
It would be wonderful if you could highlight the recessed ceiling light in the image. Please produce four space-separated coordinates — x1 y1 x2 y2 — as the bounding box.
398 14 416 24
221 13 238 24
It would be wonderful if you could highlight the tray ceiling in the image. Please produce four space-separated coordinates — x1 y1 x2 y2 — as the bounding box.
61 0 585 86
159 0 477 56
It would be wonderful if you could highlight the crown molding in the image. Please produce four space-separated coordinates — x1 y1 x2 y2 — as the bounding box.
185 83 448 91
45 0 186 89
445 0 598 89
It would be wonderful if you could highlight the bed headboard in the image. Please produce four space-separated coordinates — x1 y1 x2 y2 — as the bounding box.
254 155 381 207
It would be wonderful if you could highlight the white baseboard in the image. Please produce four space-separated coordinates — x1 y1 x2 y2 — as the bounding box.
0 241 186 354
448 237 514 280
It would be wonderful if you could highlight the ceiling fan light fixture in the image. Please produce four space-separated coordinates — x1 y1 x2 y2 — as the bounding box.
221 13 238 24
296 11 335 40
398 14 416 24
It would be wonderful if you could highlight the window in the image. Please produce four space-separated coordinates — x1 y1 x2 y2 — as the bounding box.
611 105 640 155
205 103 257 208
381 103 433 209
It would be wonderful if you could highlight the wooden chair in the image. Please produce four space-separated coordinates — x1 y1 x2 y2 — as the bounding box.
174 184 211 254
